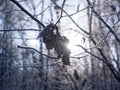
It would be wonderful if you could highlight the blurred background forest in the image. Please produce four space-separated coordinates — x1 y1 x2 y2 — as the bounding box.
0 0 120 90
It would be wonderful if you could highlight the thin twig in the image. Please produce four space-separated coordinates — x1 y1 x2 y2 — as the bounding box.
76 31 110 51
35 6 50 17
62 6 90 17
51 0 89 35
77 45 105 62
18 45 59 59
0 29 41 32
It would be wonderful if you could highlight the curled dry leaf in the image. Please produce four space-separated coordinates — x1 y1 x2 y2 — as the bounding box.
39 23 71 65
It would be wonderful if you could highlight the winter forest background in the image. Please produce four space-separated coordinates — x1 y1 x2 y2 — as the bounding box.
0 0 120 90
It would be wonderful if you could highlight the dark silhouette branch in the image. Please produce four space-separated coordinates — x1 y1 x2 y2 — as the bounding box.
71 55 89 59
18 45 89 60
0 29 41 32
0 37 38 40
55 0 66 25
17 45 59 59
10 0 45 28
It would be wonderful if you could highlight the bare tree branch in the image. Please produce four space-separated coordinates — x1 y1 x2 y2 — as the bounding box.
77 45 105 62
86 0 120 43
51 0 90 35
62 6 90 17
35 6 50 17
10 0 45 28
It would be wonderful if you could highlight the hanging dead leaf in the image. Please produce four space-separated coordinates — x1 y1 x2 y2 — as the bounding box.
39 23 71 65
74 69 79 80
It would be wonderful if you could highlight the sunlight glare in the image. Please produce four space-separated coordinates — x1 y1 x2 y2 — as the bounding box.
27 39 39 48
67 34 83 55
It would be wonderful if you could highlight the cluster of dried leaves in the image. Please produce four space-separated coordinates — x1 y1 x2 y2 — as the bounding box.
39 23 71 65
